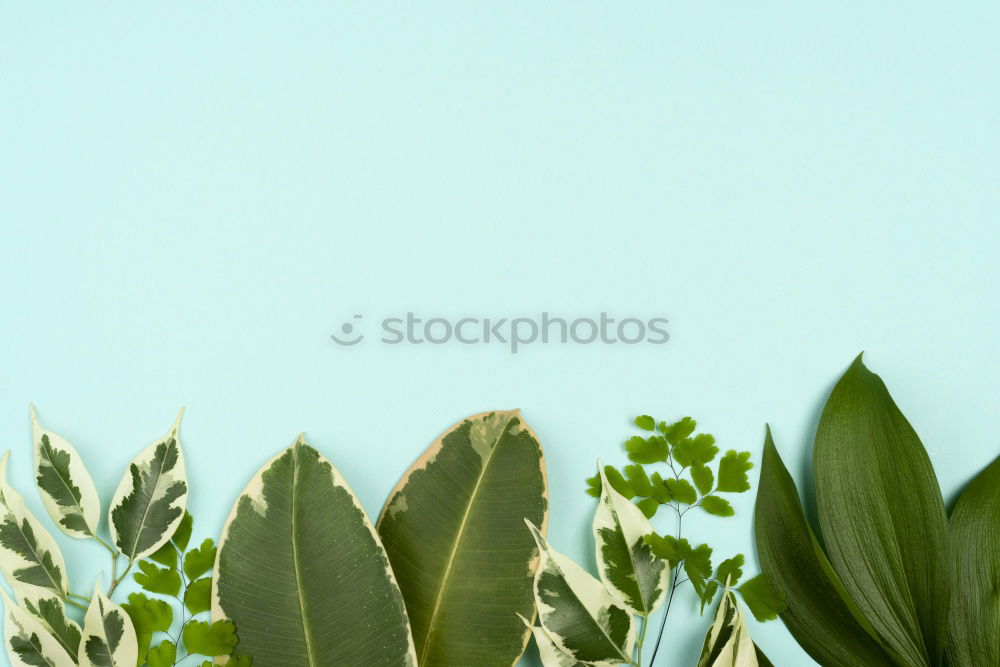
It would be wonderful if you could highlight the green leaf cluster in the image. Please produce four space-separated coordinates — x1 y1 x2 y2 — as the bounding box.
755 354 1000 667
124 511 248 666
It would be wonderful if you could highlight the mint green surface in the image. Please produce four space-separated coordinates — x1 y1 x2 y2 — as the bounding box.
1 4 998 665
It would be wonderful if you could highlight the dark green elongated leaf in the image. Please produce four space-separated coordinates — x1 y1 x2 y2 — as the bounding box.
814 356 949 665
593 467 667 616
377 410 548 666
947 455 1000 666
110 412 188 563
525 521 634 664
213 437 416 666
755 427 899 667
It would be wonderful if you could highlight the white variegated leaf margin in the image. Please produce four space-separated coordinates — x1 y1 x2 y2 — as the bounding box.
9 579 81 662
593 463 667 616
108 410 188 562
1 587 75 667
698 591 760 667
31 406 101 539
526 520 635 666
0 452 68 596
517 614 583 667
79 584 137 667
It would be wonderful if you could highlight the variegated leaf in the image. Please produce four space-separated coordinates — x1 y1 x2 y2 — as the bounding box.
697 590 772 667
525 520 634 666
593 464 667 617
212 436 417 666
0 452 68 598
1 587 75 667
79 584 138 667
109 411 188 562
516 614 584 667
377 410 548 665
11 580 81 663
31 407 101 540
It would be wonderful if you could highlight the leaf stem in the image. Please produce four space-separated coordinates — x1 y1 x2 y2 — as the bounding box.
635 612 649 666
65 598 88 612
108 559 134 597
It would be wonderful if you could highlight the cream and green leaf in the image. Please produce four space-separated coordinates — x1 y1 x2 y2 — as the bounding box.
377 410 548 666
12 580 82 662
212 436 417 667
31 406 101 540
0 452 68 598
516 614 584 667
109 411 188 563
2 587 76 667
526 520 635 666
79 584 138 667
697 590 772 667
592 465 667 618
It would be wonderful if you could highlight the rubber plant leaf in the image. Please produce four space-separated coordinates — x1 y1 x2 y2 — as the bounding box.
592 464 667 617
525 520 635 666
947 455 1000 666
212 436 417 667
516 614 584 667
814 355 949 665
0 452 68 598
377 410 548 666
696 590 769 667
109 410 188 563
755 428 899 667
31 407 101 540
2 586 79 667
79 584 139 667
12 580 82 662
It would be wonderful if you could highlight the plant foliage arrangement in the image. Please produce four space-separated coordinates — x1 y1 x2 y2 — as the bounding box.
0 407 242 666
518 417 784 667
755 355 1000 667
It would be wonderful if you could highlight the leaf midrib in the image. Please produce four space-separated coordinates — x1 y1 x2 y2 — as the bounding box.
125 444 171 561
609 499 653 615
39 439 90 536
290 444 318 667
418 415 512 662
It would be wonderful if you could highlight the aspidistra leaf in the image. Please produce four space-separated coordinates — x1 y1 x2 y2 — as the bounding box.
947 455 1000 666
377 410 548 666
79 584 138 667
814 356 949 664
525 521 634 665
0 452 68 597
110 411 188 562
754 427 898 667
213 436 417 666
31 407 101 540
593 466 667 616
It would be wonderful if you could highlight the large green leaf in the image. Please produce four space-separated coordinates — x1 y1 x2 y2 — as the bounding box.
525 521 634 666
1 587 75 667
377 410 548 666
592 465 666 617
212 436 417 667
696 590 769 667
31 407 101 540
755 428 899 667
109 411 188 563
947 455 1000 666
813 356 949 665
79 584 138 667
0 452 68 598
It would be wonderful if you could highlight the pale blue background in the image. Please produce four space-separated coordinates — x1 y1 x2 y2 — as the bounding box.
2 3 998 666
